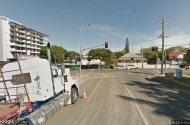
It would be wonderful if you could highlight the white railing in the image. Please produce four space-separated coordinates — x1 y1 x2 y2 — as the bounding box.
27 41 31 44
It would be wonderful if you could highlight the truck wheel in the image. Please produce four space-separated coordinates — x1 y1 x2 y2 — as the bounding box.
71 88 78 104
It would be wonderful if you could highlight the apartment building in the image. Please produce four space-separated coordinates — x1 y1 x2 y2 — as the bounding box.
0 16 48 61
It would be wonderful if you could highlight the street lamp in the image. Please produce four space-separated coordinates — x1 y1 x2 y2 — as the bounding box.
79 24 92 76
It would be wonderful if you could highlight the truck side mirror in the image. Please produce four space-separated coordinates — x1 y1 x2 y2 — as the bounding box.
53 69 58 77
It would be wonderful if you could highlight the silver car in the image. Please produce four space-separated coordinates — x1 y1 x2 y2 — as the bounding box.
114 65 130 70
126 64 139 70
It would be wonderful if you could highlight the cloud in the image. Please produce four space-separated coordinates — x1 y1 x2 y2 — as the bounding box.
88 24 128 40
132 29 190 53
152 32 190 48
81 24 190 53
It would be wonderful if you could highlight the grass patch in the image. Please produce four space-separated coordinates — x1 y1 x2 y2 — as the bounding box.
175 77 190 84
154 76 190 92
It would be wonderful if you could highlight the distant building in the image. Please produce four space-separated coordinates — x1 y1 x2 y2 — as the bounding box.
169 52 185 65
0 16 48 61
117 53 147 66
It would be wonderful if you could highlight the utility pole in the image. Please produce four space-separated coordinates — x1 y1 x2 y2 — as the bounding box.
156 54 158 74
161 17 165 75
141 47 144 69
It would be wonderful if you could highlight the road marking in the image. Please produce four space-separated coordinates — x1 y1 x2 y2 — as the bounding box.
87 77 103 102
163 89 178 94
120 77 150 125
88 70 94 76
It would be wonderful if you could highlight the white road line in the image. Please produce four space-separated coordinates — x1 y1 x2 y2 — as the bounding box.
87 77 103 102
88 69 94 75
120 77 150 125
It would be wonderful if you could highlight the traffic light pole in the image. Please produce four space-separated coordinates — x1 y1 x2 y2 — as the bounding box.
79 44 105 76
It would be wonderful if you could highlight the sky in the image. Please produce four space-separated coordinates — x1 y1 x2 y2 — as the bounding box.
1 0 190 54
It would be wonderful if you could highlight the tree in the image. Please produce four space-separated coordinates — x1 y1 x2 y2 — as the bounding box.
40 45 67 63
65 51 80 60
88 48 115 65
39 46 48 59
114 51 125 59
143 48 161 64
165 46 187 55
125 38 130 53
184 49 190 64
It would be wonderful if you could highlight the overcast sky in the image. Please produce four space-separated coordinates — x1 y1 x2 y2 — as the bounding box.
1 0 190 54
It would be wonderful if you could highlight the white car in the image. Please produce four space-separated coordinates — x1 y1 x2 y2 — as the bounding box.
114 65 129 70
127 64 139 70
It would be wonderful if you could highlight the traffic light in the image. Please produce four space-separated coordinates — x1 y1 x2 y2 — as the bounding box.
155 47 158 51
105 42 108 48
152 47 155 51
152 47 158 51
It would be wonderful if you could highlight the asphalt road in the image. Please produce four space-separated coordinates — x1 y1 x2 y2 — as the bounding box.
44 69 190 125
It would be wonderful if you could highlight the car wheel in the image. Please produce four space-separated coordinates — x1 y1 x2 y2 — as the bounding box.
71 88 78 104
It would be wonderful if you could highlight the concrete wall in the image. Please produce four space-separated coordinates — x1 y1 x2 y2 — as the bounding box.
0 19 3 61
1 18 12 61
117 62 179 69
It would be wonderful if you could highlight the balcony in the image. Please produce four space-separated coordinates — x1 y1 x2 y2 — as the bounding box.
10 38 15 42
31 51 40 54
43 37 48 41
20 40 26 43
27 41 31 44
10 43 26 48
10 49 26 53
10 28 15 31
16 33 20 36
16 29 19 31
20 30 25 34
35 38 39 42
20 35 26 38
10 42 16 46
27 46 33 49
16 38 21 41
36 47 41 50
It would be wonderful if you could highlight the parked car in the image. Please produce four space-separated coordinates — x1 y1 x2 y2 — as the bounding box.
126 64 139 70
114 65 129 70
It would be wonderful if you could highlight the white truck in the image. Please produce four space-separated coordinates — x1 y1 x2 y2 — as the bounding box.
0 43 79 125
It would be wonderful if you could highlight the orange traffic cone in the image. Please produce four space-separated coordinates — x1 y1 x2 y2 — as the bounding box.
82 89 87 99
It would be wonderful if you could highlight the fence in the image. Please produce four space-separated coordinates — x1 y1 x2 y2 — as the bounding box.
65 64 109 69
